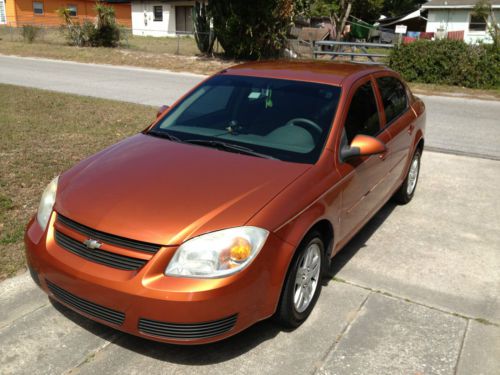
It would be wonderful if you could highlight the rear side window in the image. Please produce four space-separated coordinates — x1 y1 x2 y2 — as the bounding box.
376 77 408 125
345 81 380 143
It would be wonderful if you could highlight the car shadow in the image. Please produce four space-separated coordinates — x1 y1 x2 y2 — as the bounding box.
49 201 397 364
329 201 397 278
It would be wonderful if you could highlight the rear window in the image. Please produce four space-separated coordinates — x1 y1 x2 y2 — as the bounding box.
376 77 408 125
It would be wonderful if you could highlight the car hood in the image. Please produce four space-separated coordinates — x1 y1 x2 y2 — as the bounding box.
56 134 310 246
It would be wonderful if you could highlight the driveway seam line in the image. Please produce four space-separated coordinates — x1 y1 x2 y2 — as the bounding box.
62 333 120 374
332 278 499 327
453 319 470 375
0 302 49 332
311 291 372 375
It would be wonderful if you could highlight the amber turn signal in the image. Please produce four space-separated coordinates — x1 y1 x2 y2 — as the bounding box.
230 238 252 262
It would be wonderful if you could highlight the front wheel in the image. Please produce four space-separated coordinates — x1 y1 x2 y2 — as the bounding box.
274 231 324 328
393 149 421 204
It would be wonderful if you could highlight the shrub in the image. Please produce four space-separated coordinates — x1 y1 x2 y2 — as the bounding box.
58 2 120 47
389 39 500 89
209 0 295 59
22 25 40 43
93 2 120 47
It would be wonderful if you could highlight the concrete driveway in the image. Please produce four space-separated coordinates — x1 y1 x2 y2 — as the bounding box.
0 55 499 374
1 151 499 375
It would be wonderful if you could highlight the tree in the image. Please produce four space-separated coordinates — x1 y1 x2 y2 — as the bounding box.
192 1 215 54
351 0 384 23
473 0 500 48
209 0 295 59
308 0 353 41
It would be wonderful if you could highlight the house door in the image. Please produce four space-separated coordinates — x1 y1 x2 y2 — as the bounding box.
175 6 193 34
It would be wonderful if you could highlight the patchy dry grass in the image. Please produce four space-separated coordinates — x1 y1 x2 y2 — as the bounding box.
0 41 235 75
0 84 156 280
0 26 235 75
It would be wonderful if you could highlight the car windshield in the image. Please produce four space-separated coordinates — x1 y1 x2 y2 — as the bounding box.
149 75 341 164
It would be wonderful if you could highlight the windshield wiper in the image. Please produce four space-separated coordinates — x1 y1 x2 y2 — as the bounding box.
146 130 182 143
184 139 276 160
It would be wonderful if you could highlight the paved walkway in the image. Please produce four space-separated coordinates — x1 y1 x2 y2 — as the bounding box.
1 151 499 375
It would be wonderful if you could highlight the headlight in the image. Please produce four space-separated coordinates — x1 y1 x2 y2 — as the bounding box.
165 227 269 278
36 176 59 231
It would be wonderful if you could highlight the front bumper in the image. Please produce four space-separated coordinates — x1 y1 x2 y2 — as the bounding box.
25 213 295 344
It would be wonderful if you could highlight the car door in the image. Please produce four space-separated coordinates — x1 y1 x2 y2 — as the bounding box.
337 77 393 241
374 75 416 188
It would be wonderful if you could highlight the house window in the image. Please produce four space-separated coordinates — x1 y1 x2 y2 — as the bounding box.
153 6 162 22
175 6 193 33
67 4 77 17
469 14 487 31
33 1 43 15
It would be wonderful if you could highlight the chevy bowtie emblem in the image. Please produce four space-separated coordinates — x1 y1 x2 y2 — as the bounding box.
83 239 102 250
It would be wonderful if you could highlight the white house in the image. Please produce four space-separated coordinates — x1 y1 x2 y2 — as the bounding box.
131 0 195 37
422 0 500 43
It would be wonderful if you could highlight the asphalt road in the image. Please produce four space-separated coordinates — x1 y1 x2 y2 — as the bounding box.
1 151 499 374
1 55 499 159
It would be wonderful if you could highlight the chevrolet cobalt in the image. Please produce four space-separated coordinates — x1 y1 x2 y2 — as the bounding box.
25 61 425 344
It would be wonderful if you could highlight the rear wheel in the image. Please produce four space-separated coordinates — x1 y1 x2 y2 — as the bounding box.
393 149 421 204
274 231 324 328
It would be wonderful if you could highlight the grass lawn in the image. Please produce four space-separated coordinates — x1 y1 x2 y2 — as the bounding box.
0 26 234 75
0 84 156 280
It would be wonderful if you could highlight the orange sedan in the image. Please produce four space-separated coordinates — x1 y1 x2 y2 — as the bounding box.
25 61 425 344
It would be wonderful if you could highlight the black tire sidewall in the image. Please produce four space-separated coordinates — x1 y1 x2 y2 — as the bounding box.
278 231 325 327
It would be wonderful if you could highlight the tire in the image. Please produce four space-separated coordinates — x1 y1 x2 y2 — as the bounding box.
393 149 421 205
274 231 325 328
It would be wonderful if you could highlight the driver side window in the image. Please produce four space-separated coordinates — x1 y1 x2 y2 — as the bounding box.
345 81 380 143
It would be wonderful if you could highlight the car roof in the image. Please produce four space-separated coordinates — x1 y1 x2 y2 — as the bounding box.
221 60 391 86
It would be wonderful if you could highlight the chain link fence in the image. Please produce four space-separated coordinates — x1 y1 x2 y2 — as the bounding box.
0 21 220 56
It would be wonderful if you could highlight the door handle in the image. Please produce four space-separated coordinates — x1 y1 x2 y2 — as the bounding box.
379 151 388 161
408 124 415 135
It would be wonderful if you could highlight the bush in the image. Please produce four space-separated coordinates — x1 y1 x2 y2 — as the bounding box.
58 2 120 47
389 39 500 89
209 0 294 59
22 25 40 43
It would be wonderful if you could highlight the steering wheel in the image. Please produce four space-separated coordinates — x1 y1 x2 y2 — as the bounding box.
286 118 323 136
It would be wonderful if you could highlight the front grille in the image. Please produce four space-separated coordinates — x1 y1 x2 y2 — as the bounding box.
138 314 238 340
55 230 147 271
47 280 125 326
57 214 161 254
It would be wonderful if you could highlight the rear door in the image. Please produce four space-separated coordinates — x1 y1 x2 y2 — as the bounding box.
374 75 416 187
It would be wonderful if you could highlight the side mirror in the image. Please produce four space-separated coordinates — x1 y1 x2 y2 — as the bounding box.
340 134 387 161
156 105 169 118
